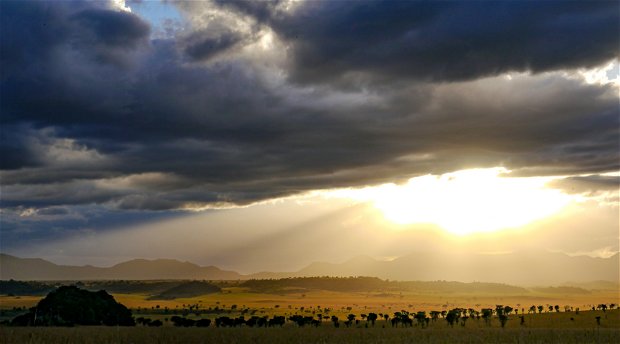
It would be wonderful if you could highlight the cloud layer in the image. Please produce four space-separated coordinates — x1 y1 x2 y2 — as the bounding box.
1 0 618 246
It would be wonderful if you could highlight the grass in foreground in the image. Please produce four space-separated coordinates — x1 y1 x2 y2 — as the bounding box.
2 326 620 344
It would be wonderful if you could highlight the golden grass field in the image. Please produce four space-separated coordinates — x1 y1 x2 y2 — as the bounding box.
1 287 619 343
4 286 616 313
2 287 613 318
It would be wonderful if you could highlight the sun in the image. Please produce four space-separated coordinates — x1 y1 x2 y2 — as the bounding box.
331 168 572 235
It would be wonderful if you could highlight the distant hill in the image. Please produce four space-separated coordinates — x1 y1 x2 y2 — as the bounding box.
240 277 529 295
561 280 620 291
1 251 618 286
0 254 242 281
249 251 619 286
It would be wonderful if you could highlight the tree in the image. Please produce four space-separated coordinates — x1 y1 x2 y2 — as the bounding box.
414 311 427 327
331 315 339 328
149 319 163 327
481 308 493 326
345 313 356 327
367 313 378 326
446 310 458 327
498 314 508 328
10 286 134 327
537 305 543 314
195 319 211 327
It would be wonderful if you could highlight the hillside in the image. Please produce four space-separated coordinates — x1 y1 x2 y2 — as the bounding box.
240 277 529 295
261 251 620 286
0 254 242 281
1 251 618 286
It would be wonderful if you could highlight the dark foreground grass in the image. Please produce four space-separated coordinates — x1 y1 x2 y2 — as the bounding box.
2 326 620 344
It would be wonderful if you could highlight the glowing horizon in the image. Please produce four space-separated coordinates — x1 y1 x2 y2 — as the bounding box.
327 168 574 235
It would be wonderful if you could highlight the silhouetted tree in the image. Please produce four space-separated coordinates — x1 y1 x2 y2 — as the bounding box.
498 314 508 328
10 286 134 327
149 319 162 327
481 308 493 326
446 310 459 327
331 315 339 328
414 311 427 327
367 313 378 326
195 319 211 327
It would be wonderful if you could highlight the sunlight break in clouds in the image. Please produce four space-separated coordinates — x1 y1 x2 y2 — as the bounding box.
329 168 573 235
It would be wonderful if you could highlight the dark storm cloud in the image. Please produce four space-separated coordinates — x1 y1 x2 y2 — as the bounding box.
547 175 620 195
183 30 243 61
1 0 618 222
218 0 619 83
0 0 149 70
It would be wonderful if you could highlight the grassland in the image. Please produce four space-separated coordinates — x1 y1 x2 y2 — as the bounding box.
1 278 618 343
3 288 617 324
1 311 618 344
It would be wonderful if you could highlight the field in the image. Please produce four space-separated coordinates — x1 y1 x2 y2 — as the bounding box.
1 278 619 343
1 311 619 344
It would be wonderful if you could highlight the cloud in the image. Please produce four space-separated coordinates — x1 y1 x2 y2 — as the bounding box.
547 175 620 194
249 0 619 83
0 0 618 236
0 1 149 70
183 30 243 61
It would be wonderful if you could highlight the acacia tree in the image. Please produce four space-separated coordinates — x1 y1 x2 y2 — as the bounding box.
331 315 339 328
481 308 493 326
367 313 378 326
499 314 508 328
446 310 458 327
414 311 427 327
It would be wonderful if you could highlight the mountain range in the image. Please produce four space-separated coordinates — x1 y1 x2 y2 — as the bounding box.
1 251 618 286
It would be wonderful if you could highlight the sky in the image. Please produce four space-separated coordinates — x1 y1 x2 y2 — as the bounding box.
0 0 618 271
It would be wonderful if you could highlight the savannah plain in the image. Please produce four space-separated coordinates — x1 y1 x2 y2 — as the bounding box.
1 278 618 343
